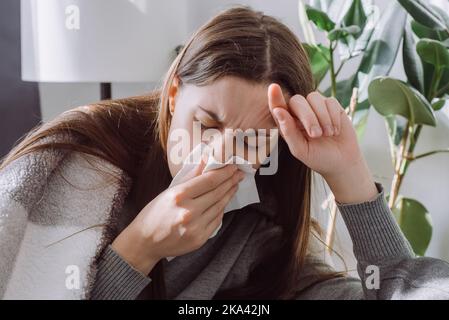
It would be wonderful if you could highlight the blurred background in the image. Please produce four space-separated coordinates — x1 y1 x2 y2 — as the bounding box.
1 0 448 271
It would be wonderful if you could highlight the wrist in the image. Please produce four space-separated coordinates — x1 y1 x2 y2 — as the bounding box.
111 224 161 275
323 158 378 204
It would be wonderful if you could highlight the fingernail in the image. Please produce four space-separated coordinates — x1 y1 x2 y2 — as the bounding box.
324 125 334 136
310 125 323 137
274 108 285 122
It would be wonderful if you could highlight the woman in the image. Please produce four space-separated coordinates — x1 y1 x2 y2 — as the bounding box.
1 7 448 300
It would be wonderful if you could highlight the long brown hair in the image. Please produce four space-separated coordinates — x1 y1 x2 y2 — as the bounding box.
1 6 329 299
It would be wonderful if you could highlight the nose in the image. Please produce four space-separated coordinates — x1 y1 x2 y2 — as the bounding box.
204 129 270 168
206 130 237 163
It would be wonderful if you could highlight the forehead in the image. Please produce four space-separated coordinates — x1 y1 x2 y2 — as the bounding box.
181 76 276 129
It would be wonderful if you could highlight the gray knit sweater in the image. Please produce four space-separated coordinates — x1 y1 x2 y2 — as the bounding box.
4 137 446 300
90 184 449 300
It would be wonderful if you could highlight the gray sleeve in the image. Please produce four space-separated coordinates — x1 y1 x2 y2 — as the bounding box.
297 183 449 300
90 245 152 300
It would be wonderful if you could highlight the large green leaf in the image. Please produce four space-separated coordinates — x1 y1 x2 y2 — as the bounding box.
368 77 436 126
412 23 449 98
342 0 367 36
393 197 432 256
305 5 336 32
403 20 425 93
411 20 449 41
303 44 331 88
416 38 449 69
397 0 448 31
419 59 449 99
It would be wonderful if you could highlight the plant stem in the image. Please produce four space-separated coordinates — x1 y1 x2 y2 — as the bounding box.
329 41 337 98
388 121 411 208
410 148 449 161
403 125 422 173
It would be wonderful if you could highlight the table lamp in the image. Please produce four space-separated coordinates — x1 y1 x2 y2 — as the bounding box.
21 0 188 99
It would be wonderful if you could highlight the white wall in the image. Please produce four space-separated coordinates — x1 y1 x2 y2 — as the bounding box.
38 0 449 262
38 82 158 120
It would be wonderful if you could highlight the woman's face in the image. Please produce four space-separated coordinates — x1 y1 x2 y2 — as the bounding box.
166 76 280 178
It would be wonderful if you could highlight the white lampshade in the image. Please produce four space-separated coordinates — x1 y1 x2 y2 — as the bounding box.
21 0 188 82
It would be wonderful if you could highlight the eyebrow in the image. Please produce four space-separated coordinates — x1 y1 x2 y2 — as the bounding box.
197 104 275 137
197 105 222 122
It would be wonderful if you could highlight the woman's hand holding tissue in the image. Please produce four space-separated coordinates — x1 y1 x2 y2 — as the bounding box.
268 84 378 204
111 156 245 275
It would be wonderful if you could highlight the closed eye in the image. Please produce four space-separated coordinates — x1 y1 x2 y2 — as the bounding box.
194 117 220 130
199 122 219 130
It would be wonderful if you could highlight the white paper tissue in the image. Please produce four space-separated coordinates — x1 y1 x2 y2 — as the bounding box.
166 143 260 261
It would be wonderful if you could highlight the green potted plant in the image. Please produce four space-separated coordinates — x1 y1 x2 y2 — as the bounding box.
299 0 449 255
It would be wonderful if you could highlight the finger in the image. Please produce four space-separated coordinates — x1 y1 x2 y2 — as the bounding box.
204 211 224 238
201 184 238 229
268 84 289 129
288 94 323 138
272 107 307 158
325 97 343 135
187 170 244 213
176 164 238 200
268 83 288 111
306 92 334 137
